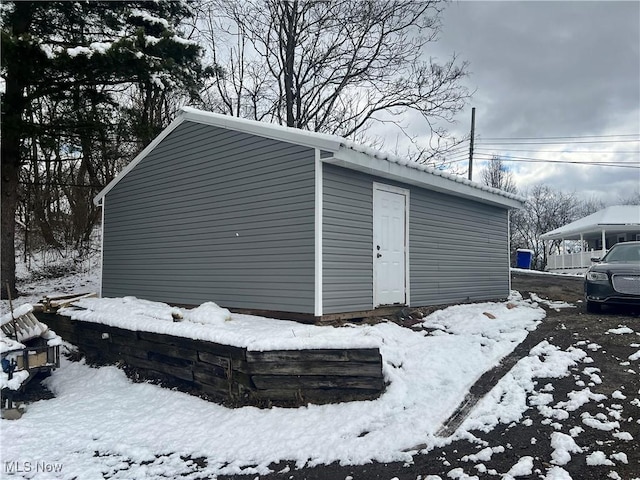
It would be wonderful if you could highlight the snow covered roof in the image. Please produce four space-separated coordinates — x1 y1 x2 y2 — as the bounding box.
540 205 640 240
94 107 525 208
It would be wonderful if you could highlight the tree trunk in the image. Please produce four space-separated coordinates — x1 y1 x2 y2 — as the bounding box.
1 160 19 299
1 2 33 298
282 0 298 127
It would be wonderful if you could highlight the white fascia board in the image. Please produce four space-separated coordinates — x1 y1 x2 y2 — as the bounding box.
181 107 343 152
325 149 525 210
93 114 187 205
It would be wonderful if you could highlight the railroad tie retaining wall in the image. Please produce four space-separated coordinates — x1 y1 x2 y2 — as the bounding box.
36 313 384 406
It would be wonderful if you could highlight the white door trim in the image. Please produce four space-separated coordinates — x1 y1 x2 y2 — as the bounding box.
373 182 410 307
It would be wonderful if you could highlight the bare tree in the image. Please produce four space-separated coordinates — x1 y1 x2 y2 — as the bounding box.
196 0 469 162
510 185 580 270
481 156 517 193
510 185 607 270
617 188 640 205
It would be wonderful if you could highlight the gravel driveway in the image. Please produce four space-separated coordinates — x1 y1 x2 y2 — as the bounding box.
221 272 640 480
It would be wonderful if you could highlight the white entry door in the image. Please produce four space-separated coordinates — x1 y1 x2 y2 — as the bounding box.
373 184 408 306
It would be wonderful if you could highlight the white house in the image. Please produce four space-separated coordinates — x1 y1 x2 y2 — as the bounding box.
541 205 640 273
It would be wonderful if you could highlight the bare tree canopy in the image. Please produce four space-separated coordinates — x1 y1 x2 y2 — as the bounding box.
481 156 517 194
509 185 605 270
197 0 469 158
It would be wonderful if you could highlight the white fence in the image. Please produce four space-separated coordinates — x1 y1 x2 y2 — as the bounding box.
546 249 606 272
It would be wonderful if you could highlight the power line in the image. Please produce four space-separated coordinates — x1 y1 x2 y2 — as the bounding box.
478 133 640 141
474 147 640 154
476 139 640 146
470 153 640 169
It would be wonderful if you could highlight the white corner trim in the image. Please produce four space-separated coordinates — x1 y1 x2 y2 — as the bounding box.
99 196 105 298
314 149 323 317
93 114 187 205
405 189 411 307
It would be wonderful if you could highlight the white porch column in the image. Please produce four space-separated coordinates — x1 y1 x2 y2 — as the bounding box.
561 238 565 270
601 229 607 254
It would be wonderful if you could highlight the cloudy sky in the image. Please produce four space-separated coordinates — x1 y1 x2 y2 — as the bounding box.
398 1 640 204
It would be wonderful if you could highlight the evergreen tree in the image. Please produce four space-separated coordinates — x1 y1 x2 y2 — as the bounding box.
1 1 206 298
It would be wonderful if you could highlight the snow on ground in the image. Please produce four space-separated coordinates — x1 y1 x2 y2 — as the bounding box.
528 293 575 311
1 266 637 479
1 247 101 317
1 284 549 479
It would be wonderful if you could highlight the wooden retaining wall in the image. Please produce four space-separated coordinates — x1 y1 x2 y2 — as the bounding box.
36 313 384 406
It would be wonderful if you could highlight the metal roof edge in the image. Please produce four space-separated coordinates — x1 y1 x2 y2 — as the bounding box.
94 106 526 210
181 107 344 152
327 148 525 209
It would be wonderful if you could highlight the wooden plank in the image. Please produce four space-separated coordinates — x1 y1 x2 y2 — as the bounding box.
76 322 139 341
137 339 198 363
148 351 193 368
251 387 382 403
49 292 97 309
247 361 383 377
246 348 381 363
252 375 385 390
192 363 228 380
109 343 148 361
75 326 112 344
138 331 246 360
44 291 96 302
194 341 247 361
319 306 406 323
193 368 232 389
197 351 231 370
118 353 194 382
196 382 230 401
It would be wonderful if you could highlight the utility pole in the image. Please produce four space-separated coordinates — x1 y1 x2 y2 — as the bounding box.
468 107 476 181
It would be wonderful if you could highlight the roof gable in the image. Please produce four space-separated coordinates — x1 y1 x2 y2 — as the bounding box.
94 107 525 208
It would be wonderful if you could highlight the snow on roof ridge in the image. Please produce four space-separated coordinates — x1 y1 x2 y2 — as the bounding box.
181 106 524 203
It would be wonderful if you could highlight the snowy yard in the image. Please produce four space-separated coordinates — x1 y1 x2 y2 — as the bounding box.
1 266 639 479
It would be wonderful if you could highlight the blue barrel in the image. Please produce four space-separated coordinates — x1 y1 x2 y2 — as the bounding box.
516 249 534 269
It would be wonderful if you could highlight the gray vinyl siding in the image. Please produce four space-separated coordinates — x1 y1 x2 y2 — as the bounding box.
322 164 373 313
322 164 510 313
409 190 510 305
102 121 316 313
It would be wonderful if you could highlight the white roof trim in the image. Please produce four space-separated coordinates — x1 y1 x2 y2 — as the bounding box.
95 106 526 208
180 107 343 152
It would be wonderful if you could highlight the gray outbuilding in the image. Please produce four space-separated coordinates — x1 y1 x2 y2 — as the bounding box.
95 107 524 321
